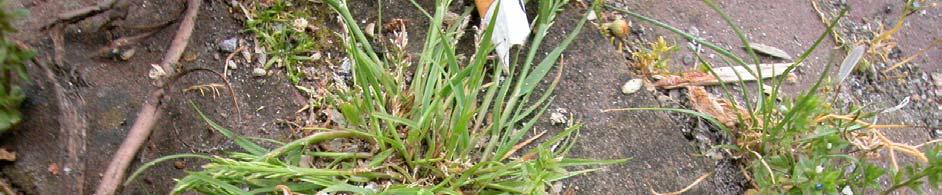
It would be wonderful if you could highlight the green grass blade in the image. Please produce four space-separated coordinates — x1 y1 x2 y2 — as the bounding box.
187 173 253 195
124 153 213 186
191 102 267 155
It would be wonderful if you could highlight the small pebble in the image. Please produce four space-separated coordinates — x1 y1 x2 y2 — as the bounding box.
226 60 238 70
252 68 267 77
174 160 186 169
119 48 136 61
621 79 643 95
218 38 239 53
364 23 376 37
549 108 569 125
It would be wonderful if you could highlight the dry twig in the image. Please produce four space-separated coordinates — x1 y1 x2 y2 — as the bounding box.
651 172 714 195
44 0 121 29
501 130 548 160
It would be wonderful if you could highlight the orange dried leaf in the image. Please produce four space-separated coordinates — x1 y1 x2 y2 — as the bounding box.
686 86 742 127
0 148 15 161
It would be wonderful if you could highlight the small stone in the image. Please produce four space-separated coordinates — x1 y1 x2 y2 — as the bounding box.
218 38 239 53
226 60 237 70
364 23 376 37
746 43 793 60
119 48 136 61
339 58 352 74
311 52 322 61
174 160 186 169
252 68 267 77
621 79 643 94
549 108 569 125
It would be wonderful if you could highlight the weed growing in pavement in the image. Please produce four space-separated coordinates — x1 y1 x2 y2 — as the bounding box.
609 0 942 194
631 36 676 76
129 0 625 194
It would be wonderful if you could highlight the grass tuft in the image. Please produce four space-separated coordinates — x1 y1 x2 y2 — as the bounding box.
610 1 942 194
132 0 625 194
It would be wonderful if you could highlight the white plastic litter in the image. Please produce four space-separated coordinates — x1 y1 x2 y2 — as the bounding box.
483 0 530 69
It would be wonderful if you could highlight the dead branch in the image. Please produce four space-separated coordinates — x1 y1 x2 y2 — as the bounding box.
94 0 202 194
44 0 121 29
96 28 165 58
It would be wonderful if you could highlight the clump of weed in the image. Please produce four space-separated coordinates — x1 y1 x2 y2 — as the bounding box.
0 1 33 133
246 0 326 84
610 0 942 194
130 0 624 194
631 36 675 76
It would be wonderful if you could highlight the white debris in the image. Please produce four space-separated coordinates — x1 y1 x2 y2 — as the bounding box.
482 0 531 70
549 108 569 125
621 79 643 95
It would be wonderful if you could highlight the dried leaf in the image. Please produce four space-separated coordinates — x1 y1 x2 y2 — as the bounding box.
655 63 795 89
746 43 793 60
712 63 793 82
0 148 15 161
686 86 745 127
837 45 866 85
49 163 60 175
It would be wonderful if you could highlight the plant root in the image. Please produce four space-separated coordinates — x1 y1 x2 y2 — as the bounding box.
94 0 202 194
44 0 121 30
